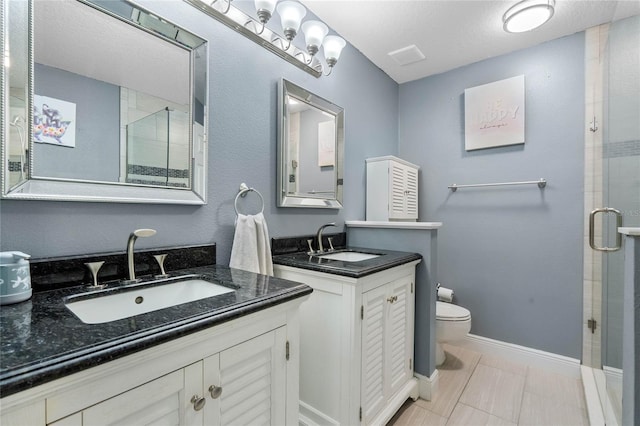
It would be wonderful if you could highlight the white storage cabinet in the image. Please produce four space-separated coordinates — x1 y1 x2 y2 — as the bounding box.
0 297 306 426
366 156 419 221
274 260 420 425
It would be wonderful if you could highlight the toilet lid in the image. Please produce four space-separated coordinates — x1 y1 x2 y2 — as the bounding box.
436 301 471 321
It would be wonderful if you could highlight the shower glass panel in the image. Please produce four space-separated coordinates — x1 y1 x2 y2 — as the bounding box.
125 108 190 188
600 15 640 425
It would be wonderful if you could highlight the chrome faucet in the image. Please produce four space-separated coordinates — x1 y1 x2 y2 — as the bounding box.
316 222 336 254
124 229 157 283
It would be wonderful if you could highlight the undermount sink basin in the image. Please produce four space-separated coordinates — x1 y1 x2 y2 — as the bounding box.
65 278 235 324
316 251 381 262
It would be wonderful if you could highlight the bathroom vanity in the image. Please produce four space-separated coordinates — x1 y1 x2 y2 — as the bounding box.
0 265 312 425
273 246 421 425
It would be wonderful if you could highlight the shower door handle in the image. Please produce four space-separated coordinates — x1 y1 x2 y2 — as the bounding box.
589 208 623 252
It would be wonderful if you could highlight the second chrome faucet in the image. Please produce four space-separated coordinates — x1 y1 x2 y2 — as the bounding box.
314 222 337 254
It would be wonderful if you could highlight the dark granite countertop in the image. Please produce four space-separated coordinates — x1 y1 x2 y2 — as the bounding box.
272 246 422 278
0 265 312 398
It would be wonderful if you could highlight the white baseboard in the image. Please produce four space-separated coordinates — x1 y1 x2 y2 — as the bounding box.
414 370 439 401
603 366 623 388
458 334 581 379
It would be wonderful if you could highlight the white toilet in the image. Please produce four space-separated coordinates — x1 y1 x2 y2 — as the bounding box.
435 301 472 366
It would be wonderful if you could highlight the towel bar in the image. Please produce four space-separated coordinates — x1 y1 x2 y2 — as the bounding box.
448 178 546 192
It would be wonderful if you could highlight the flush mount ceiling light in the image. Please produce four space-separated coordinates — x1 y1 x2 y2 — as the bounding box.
503 0 555 33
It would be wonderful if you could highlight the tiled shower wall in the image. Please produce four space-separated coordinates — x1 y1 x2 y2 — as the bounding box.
582 24 607 368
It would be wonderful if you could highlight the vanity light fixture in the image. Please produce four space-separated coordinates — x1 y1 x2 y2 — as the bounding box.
276 1 306 47
322 35 346 75
301 20 328 58
185 0 345 77
502 0 555 33
253 0 278 34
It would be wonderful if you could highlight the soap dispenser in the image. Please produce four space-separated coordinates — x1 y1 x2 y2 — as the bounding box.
0 251 32 305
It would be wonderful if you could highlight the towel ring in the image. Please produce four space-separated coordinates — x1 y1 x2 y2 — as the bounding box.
234 183 264 215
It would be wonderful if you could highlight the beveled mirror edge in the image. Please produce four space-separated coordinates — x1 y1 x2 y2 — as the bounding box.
6 178 206 204
1 0 31 196
1 0 209 205
277 78 344 209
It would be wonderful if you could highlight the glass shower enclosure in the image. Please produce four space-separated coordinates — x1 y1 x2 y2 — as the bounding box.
586 14 640 426
125 107 190 188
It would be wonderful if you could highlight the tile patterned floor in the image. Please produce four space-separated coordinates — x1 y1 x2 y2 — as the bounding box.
388 344 589 426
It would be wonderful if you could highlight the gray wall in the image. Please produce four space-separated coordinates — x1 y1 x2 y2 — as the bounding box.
33 63 120 182
0 1 398 265
398 33 585 358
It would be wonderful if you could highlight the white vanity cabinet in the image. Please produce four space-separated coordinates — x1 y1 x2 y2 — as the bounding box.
0 298 305 426
274 260 420 425
366 156 419 222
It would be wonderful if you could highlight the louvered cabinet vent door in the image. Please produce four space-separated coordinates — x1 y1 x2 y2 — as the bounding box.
387 278 412 396
389 163 407 219
82 370 184 426
217 329 286 426
404 167 419 220
361 285 388 424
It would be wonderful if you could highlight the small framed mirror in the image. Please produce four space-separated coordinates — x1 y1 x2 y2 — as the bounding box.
1 0 208 204
277 79 344 209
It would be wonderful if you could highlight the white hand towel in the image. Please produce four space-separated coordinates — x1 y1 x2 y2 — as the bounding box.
229 212 273 276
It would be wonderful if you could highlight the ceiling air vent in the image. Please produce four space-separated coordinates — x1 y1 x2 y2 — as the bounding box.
388 44 426 66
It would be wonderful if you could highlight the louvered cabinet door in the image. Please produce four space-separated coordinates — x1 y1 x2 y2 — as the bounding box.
205 328 287 426
386 277 413 397
81 369 185 426
360 285 388 424
388 162 407 220
387 161 419 221
404 166 418 220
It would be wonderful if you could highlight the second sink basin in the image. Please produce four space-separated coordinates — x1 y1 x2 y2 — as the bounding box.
316 251 381 262
65 277 235 324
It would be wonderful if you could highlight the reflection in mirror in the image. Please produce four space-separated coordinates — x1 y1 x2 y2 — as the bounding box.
5 0 30 193
1 0 209 204
277 79 344 209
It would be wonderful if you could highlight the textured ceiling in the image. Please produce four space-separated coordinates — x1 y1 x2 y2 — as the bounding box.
300 0 640 83
34 0 190 105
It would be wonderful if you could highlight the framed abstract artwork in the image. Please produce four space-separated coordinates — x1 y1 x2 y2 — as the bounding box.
33 94 76 148
464 75 525 151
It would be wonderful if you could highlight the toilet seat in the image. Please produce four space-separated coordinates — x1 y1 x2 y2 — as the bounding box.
436 301 471 322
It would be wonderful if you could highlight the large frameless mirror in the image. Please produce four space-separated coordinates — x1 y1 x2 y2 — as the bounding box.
1 0 208 204
277 79 344 209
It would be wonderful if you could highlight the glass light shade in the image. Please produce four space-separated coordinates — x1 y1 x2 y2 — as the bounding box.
323 35 346 61
255 0 278 14
276 1 306 32
503 0 555 33
301 20 328 48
